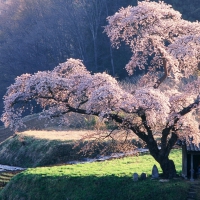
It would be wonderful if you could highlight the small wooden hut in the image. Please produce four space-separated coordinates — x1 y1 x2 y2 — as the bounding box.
182 137 200 181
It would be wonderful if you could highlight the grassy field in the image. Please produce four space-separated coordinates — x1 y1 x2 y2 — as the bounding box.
0 127 193 199
0 149 191 200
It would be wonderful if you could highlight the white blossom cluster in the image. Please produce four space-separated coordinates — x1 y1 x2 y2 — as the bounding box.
0 58 199 144
0 58 162 129
105 1 200 82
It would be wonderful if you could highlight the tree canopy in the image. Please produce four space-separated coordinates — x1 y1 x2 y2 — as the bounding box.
0 0 199 118
1 1 200 178
105 1 200 88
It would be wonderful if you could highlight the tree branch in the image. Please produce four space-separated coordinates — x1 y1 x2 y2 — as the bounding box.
154 57 170 89
174 96 200 123
165 129 178 156
160 127 171 150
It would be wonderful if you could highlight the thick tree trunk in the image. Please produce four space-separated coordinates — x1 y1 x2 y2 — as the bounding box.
159 157 177 179
132 114 178 179
146 138 177 179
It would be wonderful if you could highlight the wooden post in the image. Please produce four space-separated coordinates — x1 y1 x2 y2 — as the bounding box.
182 145 187 178
190 153 194 181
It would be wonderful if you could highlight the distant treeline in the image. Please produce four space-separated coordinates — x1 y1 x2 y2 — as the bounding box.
0 0 199 121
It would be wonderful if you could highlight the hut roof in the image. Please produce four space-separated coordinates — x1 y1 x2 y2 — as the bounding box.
186 143 200 152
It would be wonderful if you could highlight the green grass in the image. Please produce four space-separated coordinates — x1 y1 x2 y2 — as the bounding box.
0 149 190 200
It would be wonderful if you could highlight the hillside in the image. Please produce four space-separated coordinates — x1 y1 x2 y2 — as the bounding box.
0 130 98 168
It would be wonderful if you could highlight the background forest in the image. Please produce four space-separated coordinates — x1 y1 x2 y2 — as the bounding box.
0 0 199 124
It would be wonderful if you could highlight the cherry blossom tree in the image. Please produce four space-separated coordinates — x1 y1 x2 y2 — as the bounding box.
105 0 200 88
1 1 200 179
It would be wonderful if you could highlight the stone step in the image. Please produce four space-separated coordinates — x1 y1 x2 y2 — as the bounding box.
188 193 196 197
190 186 200 190
187 181 200 200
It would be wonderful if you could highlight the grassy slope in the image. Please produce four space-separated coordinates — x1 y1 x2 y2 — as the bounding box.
0 131 97 167
0 130 140 168
0 134 73 167
0 149 190 200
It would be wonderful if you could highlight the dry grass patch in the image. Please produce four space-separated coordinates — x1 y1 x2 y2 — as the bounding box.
20 129 142 142
20 130 96 141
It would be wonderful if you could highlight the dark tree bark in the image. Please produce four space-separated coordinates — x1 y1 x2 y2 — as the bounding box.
147 137 177 179
131 113 178 179
160 158 176 178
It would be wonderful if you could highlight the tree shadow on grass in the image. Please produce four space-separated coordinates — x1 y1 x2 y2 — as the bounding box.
0 173 189 200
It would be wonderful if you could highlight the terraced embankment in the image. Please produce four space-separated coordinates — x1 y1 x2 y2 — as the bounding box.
0 171 24 191
0 172 15 190
0 164 25 191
